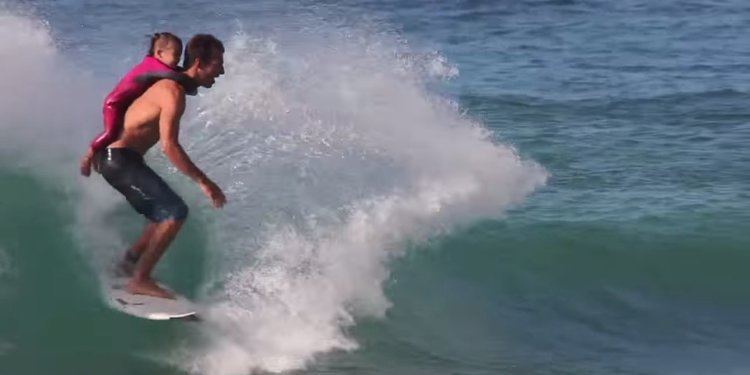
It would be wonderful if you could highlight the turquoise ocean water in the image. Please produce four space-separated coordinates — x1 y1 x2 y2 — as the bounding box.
1 1 749 374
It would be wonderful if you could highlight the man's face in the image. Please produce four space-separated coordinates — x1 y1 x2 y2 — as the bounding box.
196 50 225 88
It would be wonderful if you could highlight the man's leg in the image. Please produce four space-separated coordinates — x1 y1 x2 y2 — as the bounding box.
126 219 184 299
97 148 190 298
118 222 158 275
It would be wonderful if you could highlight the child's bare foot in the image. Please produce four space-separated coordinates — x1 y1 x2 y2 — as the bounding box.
126 278 175 299
80 155 92 177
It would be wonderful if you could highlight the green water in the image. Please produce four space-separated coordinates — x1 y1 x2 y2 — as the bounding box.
0 169 213 374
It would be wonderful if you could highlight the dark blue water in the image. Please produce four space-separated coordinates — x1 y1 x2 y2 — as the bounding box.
1 1 749 374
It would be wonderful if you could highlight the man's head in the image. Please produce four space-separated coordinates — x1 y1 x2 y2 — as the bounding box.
183 34 225 88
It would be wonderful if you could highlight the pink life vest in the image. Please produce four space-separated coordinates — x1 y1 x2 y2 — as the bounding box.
88 55 196 151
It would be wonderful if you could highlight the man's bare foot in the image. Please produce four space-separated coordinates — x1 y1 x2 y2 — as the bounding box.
126 278 175 299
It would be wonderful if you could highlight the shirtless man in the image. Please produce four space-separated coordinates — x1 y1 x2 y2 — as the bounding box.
93 34 226 298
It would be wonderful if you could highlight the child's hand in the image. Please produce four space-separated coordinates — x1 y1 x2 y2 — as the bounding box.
80 149 94 177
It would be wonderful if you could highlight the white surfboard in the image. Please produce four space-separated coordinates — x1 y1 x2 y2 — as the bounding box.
104 277 198 320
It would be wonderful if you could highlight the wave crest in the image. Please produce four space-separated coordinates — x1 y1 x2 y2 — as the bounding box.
172 26 546 374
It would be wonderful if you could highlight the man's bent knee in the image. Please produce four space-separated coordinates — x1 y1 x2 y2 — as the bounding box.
151 202 188 222
171 202 189 221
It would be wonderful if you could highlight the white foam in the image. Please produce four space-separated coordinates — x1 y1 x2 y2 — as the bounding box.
0 7 99 168
0 6 119 294
0 9 56 146
170 28 546 374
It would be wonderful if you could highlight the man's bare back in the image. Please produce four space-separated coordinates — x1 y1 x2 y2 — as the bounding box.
109 80 183 155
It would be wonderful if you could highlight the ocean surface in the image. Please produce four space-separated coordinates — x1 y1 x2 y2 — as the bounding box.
1 1 749 374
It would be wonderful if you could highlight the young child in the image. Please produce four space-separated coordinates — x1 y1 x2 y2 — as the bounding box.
80 32 196 176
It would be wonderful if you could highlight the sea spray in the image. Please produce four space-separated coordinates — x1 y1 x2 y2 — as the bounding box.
0 8 58 150
0 7 117 274
170 29 546 374
0 7 98 161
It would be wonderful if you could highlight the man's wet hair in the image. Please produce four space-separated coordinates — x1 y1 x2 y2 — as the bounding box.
183 34 224 69
148 32 182 56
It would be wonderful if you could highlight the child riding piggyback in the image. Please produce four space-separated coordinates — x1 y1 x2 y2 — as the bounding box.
80 32 197 176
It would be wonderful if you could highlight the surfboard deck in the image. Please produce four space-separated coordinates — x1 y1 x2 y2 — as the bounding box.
104 277 198 320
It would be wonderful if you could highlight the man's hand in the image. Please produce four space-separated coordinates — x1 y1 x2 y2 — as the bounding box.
199 178 226 208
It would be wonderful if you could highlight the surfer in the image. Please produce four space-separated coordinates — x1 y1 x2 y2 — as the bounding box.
91 34 227 299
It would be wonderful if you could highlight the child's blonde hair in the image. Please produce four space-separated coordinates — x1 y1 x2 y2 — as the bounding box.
148 32 182 57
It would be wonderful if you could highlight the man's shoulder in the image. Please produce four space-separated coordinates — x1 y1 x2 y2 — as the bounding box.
147 79 186 108
150 79 186 96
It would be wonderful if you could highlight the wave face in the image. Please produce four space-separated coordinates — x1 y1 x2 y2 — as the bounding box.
0 5 545 375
